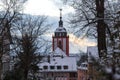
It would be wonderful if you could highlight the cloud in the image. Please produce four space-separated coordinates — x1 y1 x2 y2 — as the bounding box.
23 0 96 53
69 34 96 47
24 0 74 16
24 0 57 16
44 33 96 53
69 34 97 53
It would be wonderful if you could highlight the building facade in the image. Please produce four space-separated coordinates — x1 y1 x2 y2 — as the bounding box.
78 62 88 80
87 46 99 80
38 48 77 80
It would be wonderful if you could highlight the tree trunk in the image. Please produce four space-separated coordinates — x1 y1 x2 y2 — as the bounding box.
24 69 28 80
96 0 107 57
0 62 2 80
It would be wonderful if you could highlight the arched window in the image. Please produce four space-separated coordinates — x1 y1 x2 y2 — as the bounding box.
58 41 62 49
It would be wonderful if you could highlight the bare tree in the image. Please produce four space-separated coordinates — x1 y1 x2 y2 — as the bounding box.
11 15 50 80
62 0 120 56
0 0 27 79
62 0 120 80
62 0 107 57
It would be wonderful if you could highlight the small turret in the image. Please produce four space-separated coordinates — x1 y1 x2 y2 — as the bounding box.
55 9 67 37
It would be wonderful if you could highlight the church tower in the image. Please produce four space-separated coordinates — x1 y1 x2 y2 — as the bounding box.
52 9 69 56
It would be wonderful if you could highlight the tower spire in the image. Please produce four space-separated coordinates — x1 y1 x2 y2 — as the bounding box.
59 8 63 27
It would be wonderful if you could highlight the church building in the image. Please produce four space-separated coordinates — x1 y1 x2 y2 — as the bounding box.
38 9 77 80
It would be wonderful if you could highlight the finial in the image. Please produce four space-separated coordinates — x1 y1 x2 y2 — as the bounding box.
59 8 62 20
59 8 63 27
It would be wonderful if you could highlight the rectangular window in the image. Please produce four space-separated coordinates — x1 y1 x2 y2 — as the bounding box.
63 65 68 69
50 66 55 69
43 66 48 70
57 66 61 69
70 72 77 77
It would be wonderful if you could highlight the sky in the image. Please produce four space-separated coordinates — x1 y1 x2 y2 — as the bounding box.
24 0 74 17
23 0 97 53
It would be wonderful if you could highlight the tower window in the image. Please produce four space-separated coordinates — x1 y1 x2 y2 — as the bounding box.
59 33 61 36
62 33 64 36
58 41 62 49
